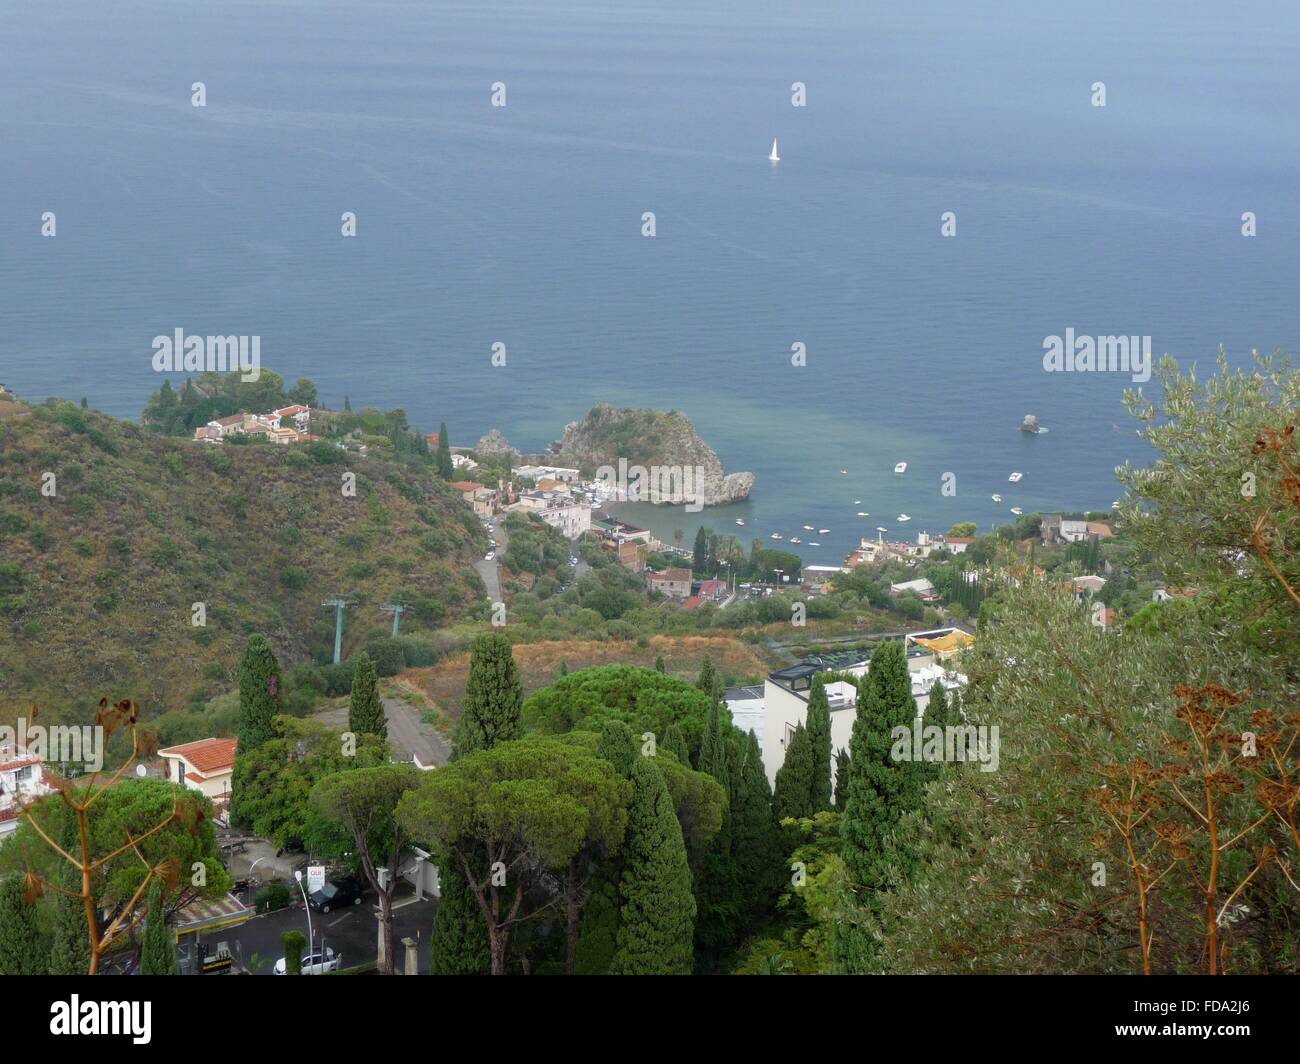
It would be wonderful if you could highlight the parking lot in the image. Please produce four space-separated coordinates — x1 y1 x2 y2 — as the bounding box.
183 883 438 975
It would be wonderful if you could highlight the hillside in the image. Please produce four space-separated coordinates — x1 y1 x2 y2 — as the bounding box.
0 395 486 724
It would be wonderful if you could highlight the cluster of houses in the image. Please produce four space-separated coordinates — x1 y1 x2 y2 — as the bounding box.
722 626 977 787
192 405 316 446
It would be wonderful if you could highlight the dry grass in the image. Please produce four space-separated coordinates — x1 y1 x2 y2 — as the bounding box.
403 634 771 724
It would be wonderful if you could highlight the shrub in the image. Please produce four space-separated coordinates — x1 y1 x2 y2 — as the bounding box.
255 883 291 913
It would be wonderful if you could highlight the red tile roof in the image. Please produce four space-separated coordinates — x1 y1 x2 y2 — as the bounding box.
451 480 481 493
158 737 236 774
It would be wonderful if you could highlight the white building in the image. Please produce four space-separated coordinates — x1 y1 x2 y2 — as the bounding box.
157 737 236 813
1060 519 1090 543
0 743 52 842
512 465 580 484
758 635 970 789
513 490 592 538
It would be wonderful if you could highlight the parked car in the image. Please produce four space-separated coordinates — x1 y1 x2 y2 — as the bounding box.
307 876 364 913
484 552 495 561
273 946 341 975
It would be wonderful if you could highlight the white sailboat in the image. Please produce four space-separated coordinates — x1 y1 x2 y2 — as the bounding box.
769 137 780 162
894 462 907 474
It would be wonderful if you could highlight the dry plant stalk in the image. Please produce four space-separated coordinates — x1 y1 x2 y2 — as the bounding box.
17 698 183 974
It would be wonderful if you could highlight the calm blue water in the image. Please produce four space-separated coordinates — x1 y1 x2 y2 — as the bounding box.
3 1 1299 562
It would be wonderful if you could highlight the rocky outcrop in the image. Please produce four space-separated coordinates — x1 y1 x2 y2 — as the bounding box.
546 403 754 506
476 429 520 460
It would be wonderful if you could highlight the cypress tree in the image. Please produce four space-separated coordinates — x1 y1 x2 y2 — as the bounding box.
655 654 666 674
231 634 282 827
437 634 520 973
837 640 930 970
236 634 281 750
347 651 387 739
692 526 709 573
427 856 491 975
141 879 179 975
596 719 638 777
833 747 851 811
925 676 953 729
609 759 695 975
662 723 689 764
456 633 522 756
772 722 815 820
436 421 454 479
696 657 719 704
731 729 784 915
47 815 91 975
693 702 742 968
0 874 45 975
805 674 833 810
559 659 568 677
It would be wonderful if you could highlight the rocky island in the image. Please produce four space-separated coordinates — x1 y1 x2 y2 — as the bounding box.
484 403 754 506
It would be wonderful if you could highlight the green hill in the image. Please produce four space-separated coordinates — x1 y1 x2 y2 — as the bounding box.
0 394 487 724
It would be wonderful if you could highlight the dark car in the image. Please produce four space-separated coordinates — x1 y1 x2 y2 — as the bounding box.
307 876 364 913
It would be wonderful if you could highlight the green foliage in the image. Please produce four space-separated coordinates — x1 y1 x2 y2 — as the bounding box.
609 758 696 975
141 879 179 975
0 874 45 975
281 929 306 975
427 859 490 975
254 883 291 913
833 748 851 812
805 675 833 811
456 633 523 755
347 651 387 739
773 722 814 820
524 665 712 754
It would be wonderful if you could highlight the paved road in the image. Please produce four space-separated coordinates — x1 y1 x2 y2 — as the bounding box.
472 518 507 604
222 888 438 975
316 696 450 768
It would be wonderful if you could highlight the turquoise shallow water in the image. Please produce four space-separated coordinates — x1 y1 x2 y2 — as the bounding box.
3 0 1299 562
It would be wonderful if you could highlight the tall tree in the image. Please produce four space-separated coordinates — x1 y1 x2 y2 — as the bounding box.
805 674 833 811
426 857 491 975
837 640 929 971
662 723 689 765
773 722 815 820
730 728 785 918
693 526 710 573
436 421 454 479
311 764 421 974
348 651 387 740
47 815 91 975
456 634 523 756
141 879 179 975
231 634 282 827
0 874 45 975
397 738 628 975
610 758 696 974
833 748 851 812
655 654 666 674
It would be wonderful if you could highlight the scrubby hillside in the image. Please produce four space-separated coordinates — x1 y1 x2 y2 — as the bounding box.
0 395 486 723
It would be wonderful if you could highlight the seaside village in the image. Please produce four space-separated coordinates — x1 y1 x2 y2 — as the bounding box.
182 405 1139 789
0 407 1177 973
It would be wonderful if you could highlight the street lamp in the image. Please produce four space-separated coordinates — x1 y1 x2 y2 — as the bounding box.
293 869 314 958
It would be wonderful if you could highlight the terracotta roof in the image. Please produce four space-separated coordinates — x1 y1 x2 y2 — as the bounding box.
0 745 42 774
681 596 704 609
158 737 236 774
451 480 481 493
650 568 692 582
945 537 975 545
275 405 309 416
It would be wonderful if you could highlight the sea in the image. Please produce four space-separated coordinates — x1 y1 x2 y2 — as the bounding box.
3 0 1299 563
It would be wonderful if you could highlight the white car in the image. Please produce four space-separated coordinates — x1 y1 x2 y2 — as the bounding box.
273 946 341 975
484 552 495 561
